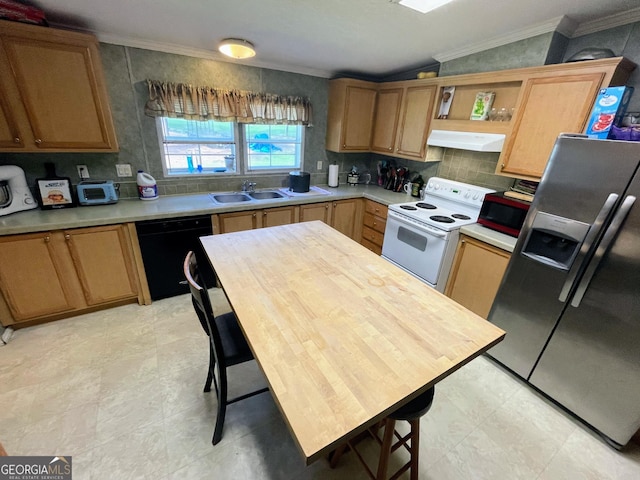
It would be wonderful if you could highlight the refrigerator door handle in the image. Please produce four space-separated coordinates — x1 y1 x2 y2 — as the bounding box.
570 195 636 308
558 193 619 303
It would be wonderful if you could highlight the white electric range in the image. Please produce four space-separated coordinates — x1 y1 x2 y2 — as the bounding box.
382 177 495 292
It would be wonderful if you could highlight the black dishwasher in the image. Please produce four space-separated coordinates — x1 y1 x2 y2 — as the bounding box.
136 216 215 300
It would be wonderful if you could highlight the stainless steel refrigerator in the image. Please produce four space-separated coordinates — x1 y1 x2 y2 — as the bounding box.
487 134 640 448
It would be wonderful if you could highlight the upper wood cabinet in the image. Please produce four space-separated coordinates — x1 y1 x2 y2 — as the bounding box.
428 57 634 180
395 84 437 160
326 78 377 152
498 71 616 179
0 20 118 152
327 57 635 176
370 85 403 154
371 82 437 161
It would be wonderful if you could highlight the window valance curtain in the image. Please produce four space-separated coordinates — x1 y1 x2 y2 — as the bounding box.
144 80 313 126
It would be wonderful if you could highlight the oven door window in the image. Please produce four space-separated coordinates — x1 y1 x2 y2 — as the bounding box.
382 216 448 285
397 226 428 251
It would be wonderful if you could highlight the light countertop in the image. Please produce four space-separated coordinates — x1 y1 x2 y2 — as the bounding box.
0 184 412 236
201 221 505 463
460 223 518 253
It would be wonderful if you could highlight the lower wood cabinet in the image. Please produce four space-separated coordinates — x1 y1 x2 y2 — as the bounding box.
361 199 388 255
215 201 362 240
0 224 142 327
445 234 511 319
331 199 362 240
215 206 298 233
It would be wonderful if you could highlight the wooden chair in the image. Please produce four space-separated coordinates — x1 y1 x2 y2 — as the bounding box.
330 387 435 480
183 251 269 445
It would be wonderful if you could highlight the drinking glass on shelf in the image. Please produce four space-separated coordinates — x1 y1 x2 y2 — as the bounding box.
488 108 498 121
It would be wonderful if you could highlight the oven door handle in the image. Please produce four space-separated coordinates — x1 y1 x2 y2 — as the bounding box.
388 211 448 238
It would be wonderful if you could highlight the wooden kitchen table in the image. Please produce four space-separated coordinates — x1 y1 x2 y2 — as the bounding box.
200 221 505 465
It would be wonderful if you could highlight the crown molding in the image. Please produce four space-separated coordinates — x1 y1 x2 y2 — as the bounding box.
572 6 640 37
97 32 333 78
434 15 575 63
48 23 333 78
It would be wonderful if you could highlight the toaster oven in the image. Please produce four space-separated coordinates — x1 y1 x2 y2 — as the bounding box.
76 180 119 205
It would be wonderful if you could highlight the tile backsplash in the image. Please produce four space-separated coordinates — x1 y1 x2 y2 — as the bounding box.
436 148 516 191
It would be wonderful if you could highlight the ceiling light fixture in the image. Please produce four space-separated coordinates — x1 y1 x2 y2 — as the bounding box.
218 38 256 59
399 0 455 14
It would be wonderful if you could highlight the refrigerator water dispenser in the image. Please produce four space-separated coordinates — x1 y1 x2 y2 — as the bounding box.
521 211 590 270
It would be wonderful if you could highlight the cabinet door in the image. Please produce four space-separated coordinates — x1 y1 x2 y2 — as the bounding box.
396 84 437 160
371 87 403 154
445 236 510 319
0 27 117 151
341 86 377 150
218 210 258 233
300 202 330 224
0 86 24 148
0 232 76 321
499 73 604 179
331 199 359 240
65 225 138 305
262 206 296 228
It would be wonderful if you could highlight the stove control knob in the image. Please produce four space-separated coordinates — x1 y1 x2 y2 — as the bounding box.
434 183 440 190
473 193 480 200
464 191 471 198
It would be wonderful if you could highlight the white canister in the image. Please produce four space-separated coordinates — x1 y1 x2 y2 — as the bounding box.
137 170 158 200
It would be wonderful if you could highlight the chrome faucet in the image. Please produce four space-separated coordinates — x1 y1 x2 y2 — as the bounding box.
241 180 257 193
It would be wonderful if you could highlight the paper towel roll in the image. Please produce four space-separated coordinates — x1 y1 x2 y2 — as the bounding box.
328 164 339 187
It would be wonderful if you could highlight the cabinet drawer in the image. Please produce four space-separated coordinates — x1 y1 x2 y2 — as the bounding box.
362 225 384 247
361 238 382 255
365 200 388 218
363 212 387 234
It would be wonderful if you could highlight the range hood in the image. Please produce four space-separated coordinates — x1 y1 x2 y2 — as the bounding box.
427 130 505 152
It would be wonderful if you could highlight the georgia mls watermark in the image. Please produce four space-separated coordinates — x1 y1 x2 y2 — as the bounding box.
0 456 72 480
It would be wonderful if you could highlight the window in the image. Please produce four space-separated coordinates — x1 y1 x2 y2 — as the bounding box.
158 118 303 176
245 124 302 172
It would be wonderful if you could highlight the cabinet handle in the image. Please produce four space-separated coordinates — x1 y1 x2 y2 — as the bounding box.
461 239 466 244
252 213 256 217
501 163 505 169
373 222 377 227
13 137 20 143
44 235 50 243
325 204 329 209
263 211 267 216
388 147 392 151
35 139 42 144
65 234 71 241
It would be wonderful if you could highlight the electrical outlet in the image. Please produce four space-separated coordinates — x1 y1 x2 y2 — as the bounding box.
317 161 323 170
77 165 89 179
116 164 133 177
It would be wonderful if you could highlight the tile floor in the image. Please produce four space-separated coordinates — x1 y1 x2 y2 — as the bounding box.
1 291 640 480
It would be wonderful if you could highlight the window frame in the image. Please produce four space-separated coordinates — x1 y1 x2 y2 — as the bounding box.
156 118 304 178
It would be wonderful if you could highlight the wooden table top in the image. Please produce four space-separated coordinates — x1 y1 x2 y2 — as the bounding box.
200 221 505 464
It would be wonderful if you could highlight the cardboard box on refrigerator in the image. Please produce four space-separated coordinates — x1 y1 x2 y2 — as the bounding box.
585 86 634 139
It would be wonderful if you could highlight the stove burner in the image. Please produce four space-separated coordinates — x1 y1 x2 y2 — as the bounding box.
451 213 471 220
430 215 455 224
415 202 437 210
400 205 418 210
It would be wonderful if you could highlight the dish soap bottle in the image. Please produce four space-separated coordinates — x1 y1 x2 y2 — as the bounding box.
137 170 158 201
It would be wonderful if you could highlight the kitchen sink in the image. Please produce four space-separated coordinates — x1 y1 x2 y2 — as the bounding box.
211 193 252 203
249 191 285 200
